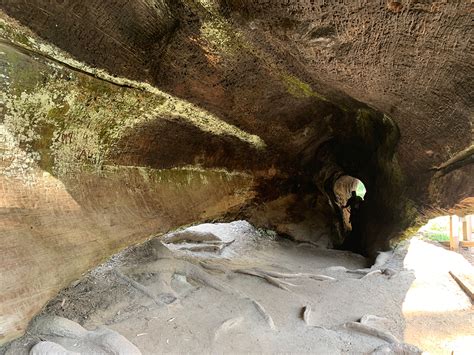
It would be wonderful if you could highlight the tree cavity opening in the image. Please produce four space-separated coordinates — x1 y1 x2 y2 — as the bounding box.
333 175 366 233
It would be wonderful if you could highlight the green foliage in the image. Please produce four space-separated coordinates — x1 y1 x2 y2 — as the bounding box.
355 180 366 198
424 232 449 242
419 216 450 242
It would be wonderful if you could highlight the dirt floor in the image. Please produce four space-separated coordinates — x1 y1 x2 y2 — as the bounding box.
2 221 473 354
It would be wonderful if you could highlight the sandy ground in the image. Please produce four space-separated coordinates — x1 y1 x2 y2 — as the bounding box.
2 221 473 354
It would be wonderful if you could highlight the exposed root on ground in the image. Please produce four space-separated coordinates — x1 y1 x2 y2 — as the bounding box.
360 314 390 326
234 267 335 290
162 231 225 244
178 244 223 253
213 317 244 340
183 263 230 292
252 269 336 281
248 299 276 330
344 321 399 344
113 270 176 305
302 305 311 325
120 256 279 331
199 261 228 274
346 268 369 275
361 270 383 279
372 342 423 354
234 269 295 291
354 268 398 279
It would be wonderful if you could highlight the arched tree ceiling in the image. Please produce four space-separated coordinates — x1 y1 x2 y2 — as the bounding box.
2 0 471 202
0 0 472 344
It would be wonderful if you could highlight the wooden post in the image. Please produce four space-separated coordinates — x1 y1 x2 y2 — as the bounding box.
450 215 459 251
449 271 474 302
467 215 473 252
450 215 454 250
467 215 472 241
461 216 467 242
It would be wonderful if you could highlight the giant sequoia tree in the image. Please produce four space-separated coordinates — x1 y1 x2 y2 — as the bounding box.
0 0 472 343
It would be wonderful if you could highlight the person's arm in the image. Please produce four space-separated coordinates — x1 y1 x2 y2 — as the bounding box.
343 196 353 209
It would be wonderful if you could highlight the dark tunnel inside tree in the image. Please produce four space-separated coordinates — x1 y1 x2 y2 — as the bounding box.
306 106 411 257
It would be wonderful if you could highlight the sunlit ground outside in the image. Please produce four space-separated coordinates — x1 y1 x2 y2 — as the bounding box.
402 220 474 354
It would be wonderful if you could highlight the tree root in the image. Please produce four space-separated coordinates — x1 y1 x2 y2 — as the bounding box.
184 264 230 292
234 269 294 291
263 275 294 291
234 267 335 291
325 266 348 272
360 314 390 326
163 234 235 255
344 321 399 343
302 305 311 325
361 270 382 279
430 144 474 176
347 268 371 275
248 298 276 330
176 244 223 253
372 342 422 354
125 262 278 331
348 268 398 279
214 317 244 340
254 269 336 281
113 270 176 305
162 230 222 244
199 261 228 274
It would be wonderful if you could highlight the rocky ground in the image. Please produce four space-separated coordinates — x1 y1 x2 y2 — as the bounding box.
2 221 473 354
